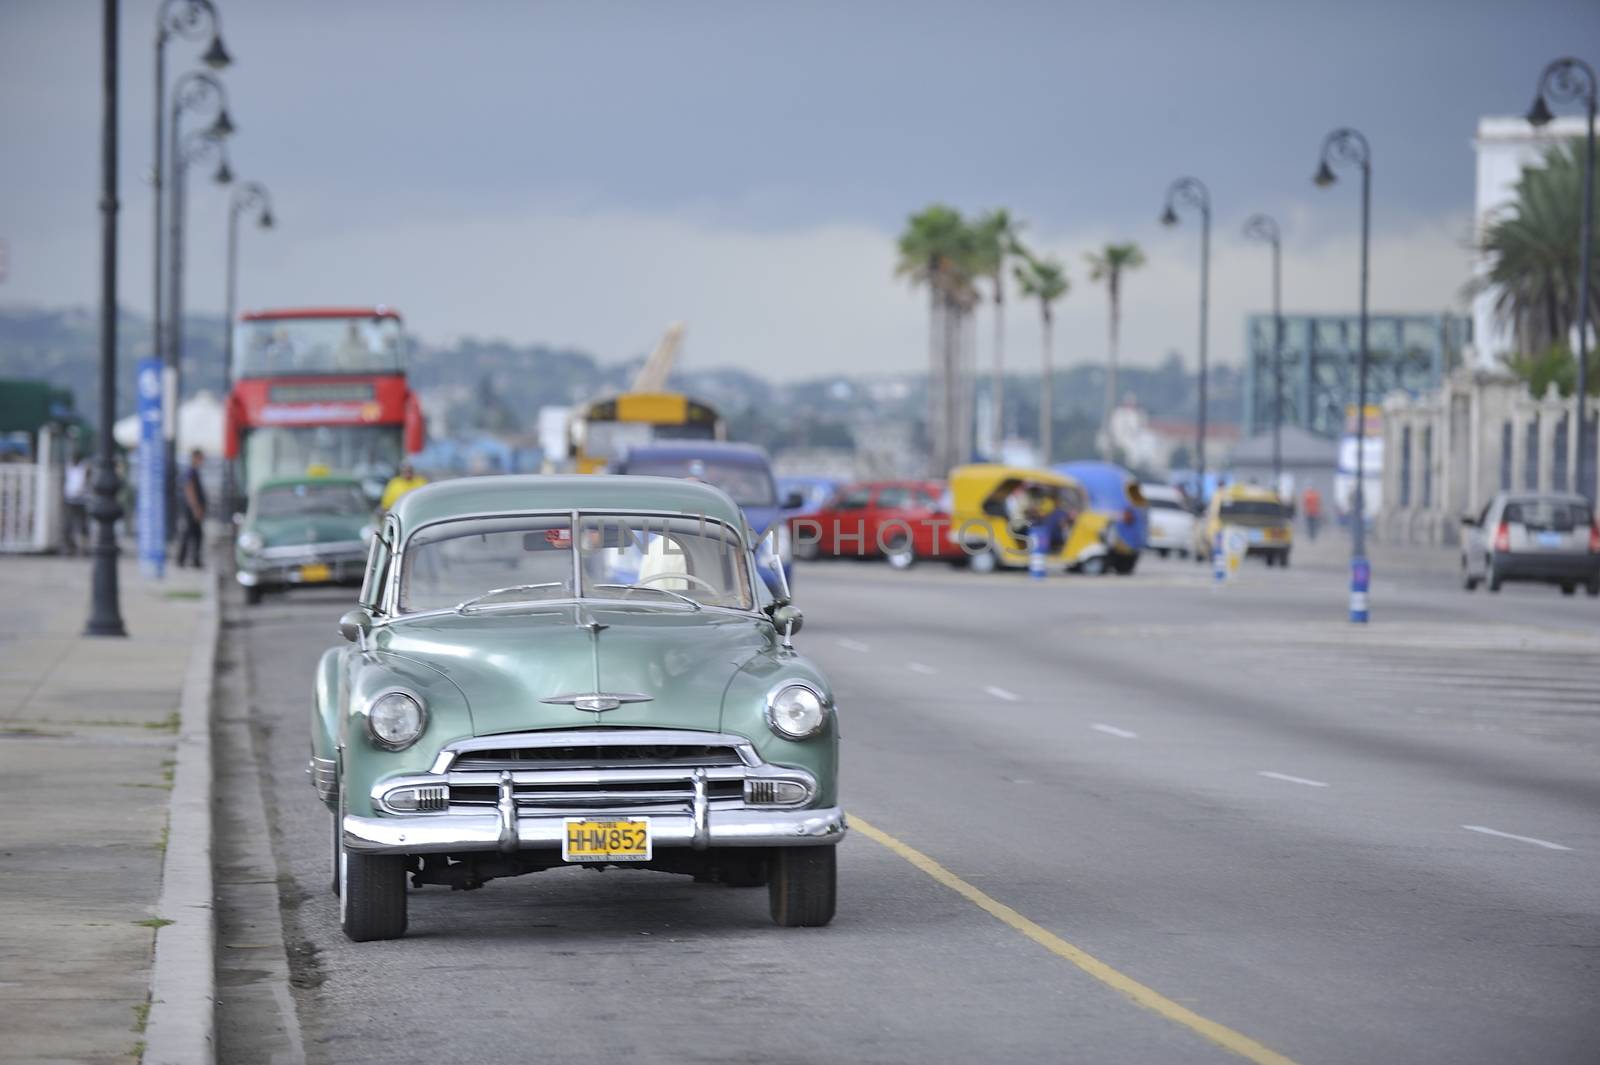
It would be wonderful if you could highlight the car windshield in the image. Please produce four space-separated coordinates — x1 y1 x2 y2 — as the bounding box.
626 457 776 507
1503 499 1585 532
399 513 755 613
255 482 370 519
1220 499 1287 523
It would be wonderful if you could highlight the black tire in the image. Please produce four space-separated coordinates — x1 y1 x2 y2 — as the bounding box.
339 817 408 941
768 846 836 927
244 584 264 606
1111 553 1138 576
1079 555 1107 576
1279 551 1291 569
331 812 341 896
1560 582 1576 596
1587 575 1600 597
1155 548 1169 559
1488 559 1503 592
968 549 998 574
885 536 915 571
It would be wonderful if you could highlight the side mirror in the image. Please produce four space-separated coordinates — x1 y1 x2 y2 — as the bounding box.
782 491 806 510
770 603 804 637
339 608 373 644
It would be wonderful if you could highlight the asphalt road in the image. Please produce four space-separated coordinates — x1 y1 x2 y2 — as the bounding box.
231 547 1600 1065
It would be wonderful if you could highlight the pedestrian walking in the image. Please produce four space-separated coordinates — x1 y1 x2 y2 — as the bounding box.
176 449 208 568
1302 485 1322 542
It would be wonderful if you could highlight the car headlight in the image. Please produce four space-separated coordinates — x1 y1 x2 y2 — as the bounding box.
367 690 427 750
765 683 827 739
237 530 263 553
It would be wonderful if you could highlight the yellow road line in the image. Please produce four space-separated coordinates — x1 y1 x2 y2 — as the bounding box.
851 816 1299 1065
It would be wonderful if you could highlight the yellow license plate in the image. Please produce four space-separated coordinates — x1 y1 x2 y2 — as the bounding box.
298 563 331 583
562 818 651 863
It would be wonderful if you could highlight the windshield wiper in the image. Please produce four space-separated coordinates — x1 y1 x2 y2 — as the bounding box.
592 583 702 610
456 583 566 613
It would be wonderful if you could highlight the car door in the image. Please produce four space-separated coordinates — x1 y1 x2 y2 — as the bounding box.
825 486 872 558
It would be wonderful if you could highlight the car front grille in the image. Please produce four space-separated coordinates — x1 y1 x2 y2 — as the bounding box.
450 741 746 772
449 776 745 811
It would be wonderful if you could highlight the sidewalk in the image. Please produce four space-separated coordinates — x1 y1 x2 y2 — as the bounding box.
0 554 211 1064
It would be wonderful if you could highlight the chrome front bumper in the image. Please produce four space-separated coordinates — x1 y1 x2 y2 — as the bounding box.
342 805 846 855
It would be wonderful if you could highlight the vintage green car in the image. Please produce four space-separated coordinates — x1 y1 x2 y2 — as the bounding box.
311 475 844 941
236 476 375 605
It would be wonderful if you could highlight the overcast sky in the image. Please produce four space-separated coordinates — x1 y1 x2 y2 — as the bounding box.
3 0 1597 379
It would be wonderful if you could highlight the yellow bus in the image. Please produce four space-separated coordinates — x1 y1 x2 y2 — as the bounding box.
569 392 725 473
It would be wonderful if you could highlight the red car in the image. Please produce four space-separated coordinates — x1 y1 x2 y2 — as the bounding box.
791 480 949 568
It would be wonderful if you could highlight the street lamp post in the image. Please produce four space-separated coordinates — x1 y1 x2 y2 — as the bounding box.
222 181 273 515
1313 127 1373 623
1161 177 1212 501
152 0 229 516
164 71 233 532
86 0 127 637
1527 57 1598 502
1243 214 1284 492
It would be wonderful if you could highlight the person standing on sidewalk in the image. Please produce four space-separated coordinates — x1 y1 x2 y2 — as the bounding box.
176 449 208 568
1302 485 1322 542
379 461 428 514
62 453 91 555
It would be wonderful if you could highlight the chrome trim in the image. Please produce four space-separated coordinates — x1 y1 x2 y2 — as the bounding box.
259 539 366 561
343 805 847 855
691 768 709 850
308 756 338 803
764 680 831 740
497 771 517 853
364 687 428 752
540 691 654 713
428 729 764 774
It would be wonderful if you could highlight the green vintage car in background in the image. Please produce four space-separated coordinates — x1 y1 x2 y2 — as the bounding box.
312 475 844 941
236 476 376 605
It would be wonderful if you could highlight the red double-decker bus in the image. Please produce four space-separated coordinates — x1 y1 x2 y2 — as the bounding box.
222 307 425 508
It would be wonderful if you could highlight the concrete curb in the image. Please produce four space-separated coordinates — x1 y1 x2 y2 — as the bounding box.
143 570 221 1065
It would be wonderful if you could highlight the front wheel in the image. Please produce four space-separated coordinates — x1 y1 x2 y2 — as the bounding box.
885 537 915 571
244 584 264 606
769 846 836 927
1079 554 1107 576
339 812 408 941
968 549 997 574
1560 582 1576 596
1587 574 1600 597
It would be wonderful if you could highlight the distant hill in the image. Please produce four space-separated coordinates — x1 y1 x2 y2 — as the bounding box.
0 304 1239 462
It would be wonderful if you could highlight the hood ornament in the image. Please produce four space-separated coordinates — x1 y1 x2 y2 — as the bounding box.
541 691 653 713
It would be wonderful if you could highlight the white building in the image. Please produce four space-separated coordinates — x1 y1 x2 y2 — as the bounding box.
1471 115 1589 368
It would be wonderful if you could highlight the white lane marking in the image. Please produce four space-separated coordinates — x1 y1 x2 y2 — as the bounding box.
835 637 870 653
984 685 1020 702
907 662 936 675
1258 771 1330 788
1461 825 1572 851
1091 723 1138 739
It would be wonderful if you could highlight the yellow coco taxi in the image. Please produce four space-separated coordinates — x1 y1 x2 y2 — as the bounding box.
1195 483 1294 567
944 464 1117 574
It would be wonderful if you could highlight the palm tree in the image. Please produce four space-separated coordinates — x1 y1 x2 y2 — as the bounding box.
1085 242 1146 455
1477 142 1600 359
898 206 982 473
1013 255 1069 462
973 210 1027 455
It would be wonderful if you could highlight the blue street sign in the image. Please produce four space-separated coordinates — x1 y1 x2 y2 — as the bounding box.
136 358 166 577
1349 556 1370 623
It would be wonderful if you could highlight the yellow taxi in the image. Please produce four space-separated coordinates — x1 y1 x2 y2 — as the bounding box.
1193 483 1294 567
944 464 1118 574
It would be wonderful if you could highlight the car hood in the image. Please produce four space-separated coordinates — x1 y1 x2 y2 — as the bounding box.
250 512 368 548
370 604 774 737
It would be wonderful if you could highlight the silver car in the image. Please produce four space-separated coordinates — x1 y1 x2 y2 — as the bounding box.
1461 492 1599 596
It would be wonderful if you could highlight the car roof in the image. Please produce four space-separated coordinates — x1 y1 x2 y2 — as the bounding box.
390 474 746 532
621 441 773 467
254 474 363 492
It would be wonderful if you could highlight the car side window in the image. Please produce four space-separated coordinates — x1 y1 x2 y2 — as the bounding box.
834 488 871 511
876 487 910 510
